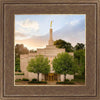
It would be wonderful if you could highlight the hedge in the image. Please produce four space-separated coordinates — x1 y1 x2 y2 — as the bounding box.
15 73 24 75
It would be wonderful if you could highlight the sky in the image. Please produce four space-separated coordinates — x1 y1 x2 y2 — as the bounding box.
15 14 86 50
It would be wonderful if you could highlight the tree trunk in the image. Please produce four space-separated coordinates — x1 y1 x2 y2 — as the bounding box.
37 73 39 82
64 74 66 81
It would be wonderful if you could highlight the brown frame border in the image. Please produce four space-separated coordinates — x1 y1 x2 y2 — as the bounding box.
0 0 100 100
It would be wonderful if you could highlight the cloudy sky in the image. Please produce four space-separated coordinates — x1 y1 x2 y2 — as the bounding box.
15 14 86 50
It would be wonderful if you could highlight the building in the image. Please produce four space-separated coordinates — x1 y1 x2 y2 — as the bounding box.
19 22 74 82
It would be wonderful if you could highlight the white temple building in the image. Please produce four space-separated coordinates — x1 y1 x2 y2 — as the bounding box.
19 22 74 81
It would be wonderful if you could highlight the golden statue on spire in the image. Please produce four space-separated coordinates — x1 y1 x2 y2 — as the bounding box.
50 21 52 27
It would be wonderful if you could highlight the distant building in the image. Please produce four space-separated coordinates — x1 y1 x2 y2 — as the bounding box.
19 22 74 81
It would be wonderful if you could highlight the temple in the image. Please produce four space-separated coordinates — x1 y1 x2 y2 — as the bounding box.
17 21 74 81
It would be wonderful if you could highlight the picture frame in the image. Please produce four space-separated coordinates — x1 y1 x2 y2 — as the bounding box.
0 0 100 100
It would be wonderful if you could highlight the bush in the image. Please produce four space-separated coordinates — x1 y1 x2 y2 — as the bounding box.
56 80 75 85
15 79 21 82
28 81 47 84
67 81 74 84
74 75 85 83
15 73 24 75
32 78 37 82
18 70 22 72
75 75 85 79
22 78 29 81
65 79 69 82
71 79 75 81
56 82 64 84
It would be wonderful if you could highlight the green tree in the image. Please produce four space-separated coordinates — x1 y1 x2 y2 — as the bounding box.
71 59 79 75
15 57 20 72
15 44 29 72
54 39 73 52
74 43 85 50
74 49 85 76
52 52 74 81
27 55 50 81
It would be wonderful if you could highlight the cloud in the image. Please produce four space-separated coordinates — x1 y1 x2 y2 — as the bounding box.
15 32 27 37
16 19 40 32
70 20 79 26
53 18 85 46
15 31 31 40
15 16 85 50
15 36 48 50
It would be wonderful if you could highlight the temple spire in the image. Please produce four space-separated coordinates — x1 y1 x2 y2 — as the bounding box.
50 21 52 28
49 21 54 45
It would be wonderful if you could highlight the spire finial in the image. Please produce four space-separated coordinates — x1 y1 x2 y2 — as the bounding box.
50 21 52 28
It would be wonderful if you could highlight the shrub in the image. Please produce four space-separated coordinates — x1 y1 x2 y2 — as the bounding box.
28 81 47 84
32 78 37 82
15 73 24 75
15 79 21 82
67 81 74 84
56 82 64 84
65 79 69 82
56 80 75 84
71 79 75 81
75 75 85 79
18 70 22 72
22 78 29 81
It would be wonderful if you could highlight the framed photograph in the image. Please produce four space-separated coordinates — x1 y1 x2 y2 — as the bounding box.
0 0 100 100
14 14 86 86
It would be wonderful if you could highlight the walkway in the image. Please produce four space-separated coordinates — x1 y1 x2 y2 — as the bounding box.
47 81 57 85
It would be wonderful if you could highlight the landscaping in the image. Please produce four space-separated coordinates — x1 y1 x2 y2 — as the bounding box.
22 78 29 81
56 79 75 85
15 78 47 85
15 73 24 75
56 75 85 85
15 76 85 85
74 75 85 84
15 79 22 82
28 78 47 84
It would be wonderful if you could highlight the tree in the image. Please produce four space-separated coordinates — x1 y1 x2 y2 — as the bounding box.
54 39 73 52
15 44 29 58
52 52 75 81
15 57 21 72
27 55 50 81
30 49 37 53
15 44 29 72
74 43 85 50
71 59 79 75
74 49 85 76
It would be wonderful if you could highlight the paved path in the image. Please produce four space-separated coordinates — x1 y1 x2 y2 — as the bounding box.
47 81 57 85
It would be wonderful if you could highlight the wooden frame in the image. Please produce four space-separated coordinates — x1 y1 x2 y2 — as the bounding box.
0 0 100 100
